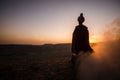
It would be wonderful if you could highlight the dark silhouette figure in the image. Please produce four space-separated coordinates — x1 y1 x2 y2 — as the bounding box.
71 13 93 65
71 13 93 80
72 13 93 55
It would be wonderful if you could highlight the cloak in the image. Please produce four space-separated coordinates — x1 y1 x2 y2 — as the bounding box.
72 24 93 54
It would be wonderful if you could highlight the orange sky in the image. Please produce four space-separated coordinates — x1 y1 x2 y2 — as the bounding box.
0 0 120 44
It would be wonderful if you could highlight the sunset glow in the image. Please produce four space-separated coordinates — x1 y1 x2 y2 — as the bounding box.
0 0 120 44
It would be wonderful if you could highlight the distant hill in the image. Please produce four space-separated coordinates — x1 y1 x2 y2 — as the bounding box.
0 43 96 55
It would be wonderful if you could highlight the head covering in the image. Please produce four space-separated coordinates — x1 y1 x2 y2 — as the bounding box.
78 13 85 23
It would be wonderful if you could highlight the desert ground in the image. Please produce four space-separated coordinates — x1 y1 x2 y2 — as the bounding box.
0 44 74 80
0 42 120 80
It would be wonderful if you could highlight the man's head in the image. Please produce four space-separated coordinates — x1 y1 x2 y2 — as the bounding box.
78 13 85 24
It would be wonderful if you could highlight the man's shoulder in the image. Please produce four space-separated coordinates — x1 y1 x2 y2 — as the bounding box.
75 25 80 29
82 25 88 29
76 25 88 29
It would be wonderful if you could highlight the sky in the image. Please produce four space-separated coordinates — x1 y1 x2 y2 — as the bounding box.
0 0 120 44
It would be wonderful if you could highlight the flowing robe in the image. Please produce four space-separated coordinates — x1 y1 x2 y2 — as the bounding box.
72 24 93 54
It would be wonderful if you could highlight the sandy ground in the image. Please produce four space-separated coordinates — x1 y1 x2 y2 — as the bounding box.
0 55 74 80
0 42 120 80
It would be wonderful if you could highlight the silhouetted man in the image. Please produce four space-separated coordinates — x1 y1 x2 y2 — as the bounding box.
71 13 93 64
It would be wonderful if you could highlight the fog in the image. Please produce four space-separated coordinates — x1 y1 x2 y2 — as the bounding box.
76 17 120 80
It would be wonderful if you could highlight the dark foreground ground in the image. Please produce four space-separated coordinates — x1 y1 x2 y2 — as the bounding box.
0 55 73 80
0 44 74 80
0 42 120 80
